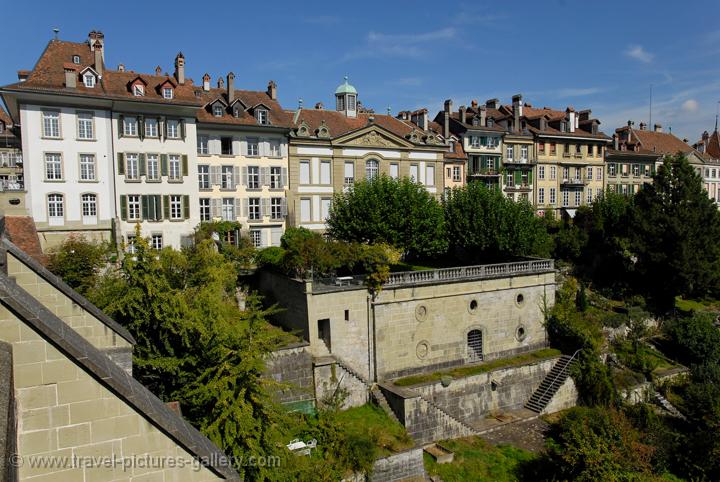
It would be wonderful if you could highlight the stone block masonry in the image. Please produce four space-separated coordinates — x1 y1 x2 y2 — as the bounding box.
265 343 315 405
370 447 426 482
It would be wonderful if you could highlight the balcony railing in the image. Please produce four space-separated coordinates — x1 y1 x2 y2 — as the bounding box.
0 179 24 191
469 169 501 177
0 153 22 168
503 158 536 165
561 177 587 186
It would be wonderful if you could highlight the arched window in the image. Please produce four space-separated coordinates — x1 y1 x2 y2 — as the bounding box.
467 329 483 362
47 194 64 224
81 193 97 217
365 159 379 180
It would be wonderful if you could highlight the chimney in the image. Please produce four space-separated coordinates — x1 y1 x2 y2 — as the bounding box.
485 98 499 109
443 99 452 139
92 41 103 76
227 72 235 103
459 105 467 124
653 123 662 133
64 67 76 88
174 53 185 84
155 66 162 76
639 122 646 130
88 31 105 60
202 73 210 92
470 99 478 109
566 107 575 133
613 134 619 150
217 77 224 89
267 80 277 100
479 106 487 126
17 70 29 82
512 94 523 132
118 64 125 72
702 130 710 142
315 102 323 109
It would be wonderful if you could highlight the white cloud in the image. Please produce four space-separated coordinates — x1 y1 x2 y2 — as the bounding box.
554 87 603 98
625 45 654 63
682 99 699 112
343 28 456 60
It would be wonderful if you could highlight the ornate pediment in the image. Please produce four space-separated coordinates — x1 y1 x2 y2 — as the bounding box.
342 129 407 148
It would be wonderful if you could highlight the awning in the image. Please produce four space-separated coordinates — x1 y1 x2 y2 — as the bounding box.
564 209 577 218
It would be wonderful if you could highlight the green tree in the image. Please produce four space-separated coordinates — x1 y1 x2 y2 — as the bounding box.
46 235 109 295
443 182 551 263
631 154 720 312
327 175 447 259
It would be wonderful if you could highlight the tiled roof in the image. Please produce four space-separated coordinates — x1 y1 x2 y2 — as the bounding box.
0 106 11 126
706 130 720 159
195 87 292 128
2 217 46 266
628 128 694 155
0 270 239 481
445 140 467 160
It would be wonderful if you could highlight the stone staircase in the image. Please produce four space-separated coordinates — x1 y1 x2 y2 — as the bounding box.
653 391 686 420
418 394 477 437
525 354 577 413
331 355 369 385
370 386 401 424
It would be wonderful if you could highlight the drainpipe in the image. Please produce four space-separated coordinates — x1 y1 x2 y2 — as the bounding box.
367 293 376 383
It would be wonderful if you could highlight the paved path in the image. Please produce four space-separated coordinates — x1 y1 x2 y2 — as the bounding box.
479 417 551 453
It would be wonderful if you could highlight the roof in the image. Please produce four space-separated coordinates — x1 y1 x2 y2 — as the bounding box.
445 139 467 160
335 77 357 95
2 217 46 266
0 271 239 480
0 236 136 345
0 106 11 126
705 130 720 159
621 127 694 155
195 87 291 128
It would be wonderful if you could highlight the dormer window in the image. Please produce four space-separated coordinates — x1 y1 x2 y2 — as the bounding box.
487 118 494 127
256 109 269 125
163 87 174 99
213 104 224 117
72 55 80 64
133 84 145 96
233 105 240 118
472 117 479 126
83 73 96 88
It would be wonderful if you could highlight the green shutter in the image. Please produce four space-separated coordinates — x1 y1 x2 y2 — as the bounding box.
155 195 162 220
528 169 533 183
117 153 125 175
183 195 190 219
480 136 487 146
138 116 145 140
141 195 149 220
139 154 146 176
494 157 499 170
161 154 168 176
119 195 127 220
514 170 521 184
182 155 188 176
163 195 170 219
118 115 124 138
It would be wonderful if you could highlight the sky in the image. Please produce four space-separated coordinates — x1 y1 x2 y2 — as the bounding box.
1 0 719 141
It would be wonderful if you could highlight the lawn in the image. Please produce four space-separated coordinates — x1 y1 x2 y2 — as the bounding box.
674 296 720 313
424 437 537 482
332 404 414 456
393 348 562 387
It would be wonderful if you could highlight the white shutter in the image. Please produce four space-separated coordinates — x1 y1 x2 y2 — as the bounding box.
320 161 331 185
241 166 248 186
210 166 220 186
299 161 310 185
211 199 221 218
300 199 311 222
409 165 418 182
389 163 399 179
261 198 269 217
281 168 288 187
344 161 354 179
261 166 270 186
281 198 288 216
240 198 248 218
426 165 435 186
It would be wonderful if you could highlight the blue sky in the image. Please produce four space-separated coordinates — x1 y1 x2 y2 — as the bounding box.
1 0 719 141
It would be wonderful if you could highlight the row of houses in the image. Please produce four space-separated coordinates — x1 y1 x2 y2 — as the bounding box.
1 30 719 251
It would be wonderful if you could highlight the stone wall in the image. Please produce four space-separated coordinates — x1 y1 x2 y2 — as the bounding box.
370 447 426 482
314 358 369 409
256 271 311 340
0 340 16 482
265 343 314 405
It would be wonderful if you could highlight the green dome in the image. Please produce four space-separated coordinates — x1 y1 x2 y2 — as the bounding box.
335 76 357 95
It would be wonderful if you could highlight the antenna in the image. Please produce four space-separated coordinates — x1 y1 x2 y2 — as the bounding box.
649 84 653 128
52 28 59 40
715 101 719 132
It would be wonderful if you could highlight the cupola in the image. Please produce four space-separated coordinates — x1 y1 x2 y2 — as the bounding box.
335 76 357 118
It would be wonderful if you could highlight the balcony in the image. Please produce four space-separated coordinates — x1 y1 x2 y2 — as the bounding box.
0 179 24 191
561 177 587 187
503 158 536 165
469 169 501 177
0 153 22 169
505 182 532 192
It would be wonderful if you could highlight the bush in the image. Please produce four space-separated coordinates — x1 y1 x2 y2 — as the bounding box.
46 235 109 295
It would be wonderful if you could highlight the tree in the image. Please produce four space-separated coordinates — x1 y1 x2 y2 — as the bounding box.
326 175 447 259
46 235 109 295
631 154 720 312
443 182 551 263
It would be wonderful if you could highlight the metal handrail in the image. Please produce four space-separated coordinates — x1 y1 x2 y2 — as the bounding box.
533 349 581 405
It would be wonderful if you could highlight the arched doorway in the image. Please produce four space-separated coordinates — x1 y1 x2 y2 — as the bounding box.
467 329 483 362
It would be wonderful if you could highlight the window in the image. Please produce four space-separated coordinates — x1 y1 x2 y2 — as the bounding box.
621 164 629 176
321 198 331 220
247 138 259 156
549 188 556 205
133 84 144 96
487 137 496 148
45 153 62 180
336 96 345 111
300 198 311 222
123 117 138 136
166 119 180 139
609 163 616 176
597 146 602 157
562 166 570 181
485 157 494 171
587 188 593 204
233 105 241 118
213 104 224 117
320 161 331 184
198 165 210 189
220 136 233 155
506 171 514 187
344 161 355 185
270 166 282 188
269 140 281 157
247 166 260 189
162 87 173 99
632 164 640 177
538 187 545 204
470 136 480 148
271 197 284 219
521 171 529 186
539 142 545 154
127 195 141 220
83 73 96 88
409 164 419 182
220 166 233 189
537 165 544 180
146 154 159 180
197 135 209 154
467 329 483 362
250 230 262 247
168 155 181 180
199 198 211 221
597 167 603 180
452 166 461 182
79 154 96 181
256 109 268 125
42 111 60 138
550 166 556 180
575 144 582 154
145 118 158 138
72 55 80 64
151 234 163 250
549 143 556 155
575 190 581 206
562 190 569 207
48 194 64 219
299 161 310 184
425 165 435 186
125 153 139 180
81 193 97 217
520 145 528 161
597 187 603 199
587 166 593 180
347 95 356 111
574 167 581 181
248 198 261 220
77 112 94 139
126 235 137 254
389 163 399 179
222 198 235 221
366 159 379 180
588 145 594 157
506 145 514 160
169 195 182 220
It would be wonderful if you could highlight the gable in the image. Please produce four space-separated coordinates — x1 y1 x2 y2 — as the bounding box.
334 125 414 149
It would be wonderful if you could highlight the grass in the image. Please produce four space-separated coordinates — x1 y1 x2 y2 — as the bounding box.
674 296 720 313
332 404 414 456
393 348 562 387
424 437 537 482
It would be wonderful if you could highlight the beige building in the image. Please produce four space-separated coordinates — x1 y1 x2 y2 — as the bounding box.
195 76 291 247
0 107 26 216
287 79 448 230
0 236 238 481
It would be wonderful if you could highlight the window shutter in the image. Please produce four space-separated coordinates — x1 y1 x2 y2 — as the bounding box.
480 136 486 145
163 118 168 139
261 167 269 186
183 195 190 219
117 153 125 175
161 154 168 176
163 195 170 219
138 116 145 140
158 117 164 140
514 170 521 184
528 170 533 183
182 155 188 176
211 199 221 218
261 198 269 217
281 168 288 187
154 195 162 220
118 115 124 138
240 198 248 218
119 195 127 220
141 195 149 220
211 166 220 186
281 198 288 216
139 154 146 176
240 166 247 186
236 198 244 219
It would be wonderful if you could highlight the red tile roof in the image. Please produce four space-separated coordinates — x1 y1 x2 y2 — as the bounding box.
195 87 291 128
620 127 694 155
2 216 46 265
